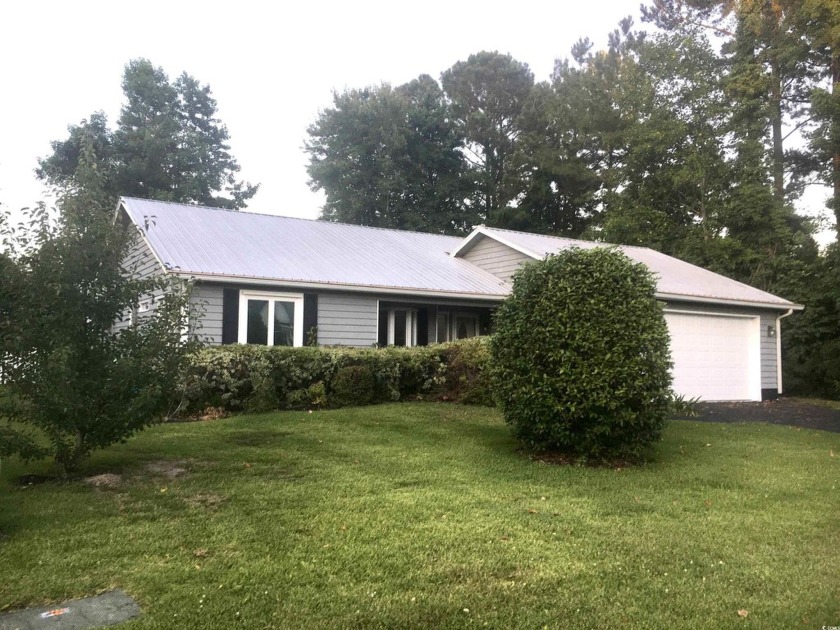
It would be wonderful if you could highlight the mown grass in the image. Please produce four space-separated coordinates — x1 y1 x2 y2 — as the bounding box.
1 403 838 629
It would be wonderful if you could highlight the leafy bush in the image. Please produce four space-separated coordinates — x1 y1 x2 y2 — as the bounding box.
1 195 194 474
330 365 376 407
437 337 493 405
179 338 488 415
491 248 673 461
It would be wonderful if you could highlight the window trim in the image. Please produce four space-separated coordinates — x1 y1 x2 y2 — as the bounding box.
385 307 417 347
237 290 304 347
453 312 480 340
436 311 451 344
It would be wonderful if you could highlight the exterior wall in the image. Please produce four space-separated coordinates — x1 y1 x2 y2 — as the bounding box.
189 283 493 348
317 293 379 347
189 283 224 345
113 235 166 334
759 312 778 392
461 235 533 282
664 301 779 393
187 282 784 393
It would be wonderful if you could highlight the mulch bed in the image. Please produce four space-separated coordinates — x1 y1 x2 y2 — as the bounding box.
677 398 840 433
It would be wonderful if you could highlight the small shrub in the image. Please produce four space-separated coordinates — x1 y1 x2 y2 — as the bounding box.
491 248 673 461
287 381 327 409
330 365 376 407
668 394 700 418
438 337 493 405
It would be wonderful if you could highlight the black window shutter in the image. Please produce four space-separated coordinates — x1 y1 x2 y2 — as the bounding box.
417 308 429 346
221 289 239 344
303 293 318 345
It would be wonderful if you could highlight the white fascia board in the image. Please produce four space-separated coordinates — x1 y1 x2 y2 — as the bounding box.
450 226 542 260
657 292 803 312
177 272 507 303
117 199 169 277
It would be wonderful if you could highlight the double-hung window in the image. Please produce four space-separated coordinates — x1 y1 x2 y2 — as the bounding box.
238 291 304 347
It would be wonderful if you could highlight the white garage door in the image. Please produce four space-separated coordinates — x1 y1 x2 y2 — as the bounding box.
664 311 761 402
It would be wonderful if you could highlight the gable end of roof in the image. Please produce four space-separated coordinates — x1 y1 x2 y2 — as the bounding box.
451 226 542 260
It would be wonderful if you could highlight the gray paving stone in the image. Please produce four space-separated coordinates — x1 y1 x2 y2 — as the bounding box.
0 590 140 630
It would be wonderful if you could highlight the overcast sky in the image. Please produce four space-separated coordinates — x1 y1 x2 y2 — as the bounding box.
1 0 833 242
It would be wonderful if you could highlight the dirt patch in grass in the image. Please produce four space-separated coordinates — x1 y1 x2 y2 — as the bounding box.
144 460 189 480
84 473 122 488
525 450 637 469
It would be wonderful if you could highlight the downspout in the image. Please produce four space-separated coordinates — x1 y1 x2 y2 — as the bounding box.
776 308 794 395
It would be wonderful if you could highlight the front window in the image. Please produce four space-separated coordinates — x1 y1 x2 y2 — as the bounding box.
238 291 303 347
436 312 450 343
455 314 479 339
383 308 417 347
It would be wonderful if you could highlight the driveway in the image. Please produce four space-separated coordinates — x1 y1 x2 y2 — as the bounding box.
677 398 840 433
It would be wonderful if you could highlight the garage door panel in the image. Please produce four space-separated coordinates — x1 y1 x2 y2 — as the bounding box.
664 312 760 402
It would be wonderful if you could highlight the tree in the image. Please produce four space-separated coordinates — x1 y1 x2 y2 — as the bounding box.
508 65 604 236
0 131 195 474
795 0 840 236
780 243 840 397
441 51 535 224
306 76 474 234
37 59 257 210
490 248 673 460
642 1 817 203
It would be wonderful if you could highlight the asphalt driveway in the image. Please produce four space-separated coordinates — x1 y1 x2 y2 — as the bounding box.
680 398 840 433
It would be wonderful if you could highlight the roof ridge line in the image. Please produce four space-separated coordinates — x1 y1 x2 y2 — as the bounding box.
121 196 464 241
482 225 653 253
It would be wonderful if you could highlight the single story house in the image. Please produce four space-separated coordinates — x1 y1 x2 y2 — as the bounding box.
116 196 802 402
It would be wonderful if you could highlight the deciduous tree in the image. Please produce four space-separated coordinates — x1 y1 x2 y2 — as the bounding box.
306 76 474 234
1 130 195 474
37 59 257 210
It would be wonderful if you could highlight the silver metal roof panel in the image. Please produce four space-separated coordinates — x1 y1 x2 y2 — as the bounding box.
471 226 798 309
121 198 510 297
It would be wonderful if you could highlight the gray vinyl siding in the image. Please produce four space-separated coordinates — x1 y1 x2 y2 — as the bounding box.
317 293 379 347
113 235 167 334
461 236 533 282
759 312 778 391
664 301 779 391
189 283 224 345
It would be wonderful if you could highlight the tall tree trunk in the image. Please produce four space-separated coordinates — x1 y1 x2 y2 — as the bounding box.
833 55 840 236
770 61 785 201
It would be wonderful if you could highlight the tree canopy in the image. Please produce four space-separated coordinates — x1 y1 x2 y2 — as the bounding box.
2 129 195 473
306 76 473 234
304 10 840 398
38 58 258 210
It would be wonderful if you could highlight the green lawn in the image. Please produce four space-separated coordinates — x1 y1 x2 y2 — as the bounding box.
1 404 838 629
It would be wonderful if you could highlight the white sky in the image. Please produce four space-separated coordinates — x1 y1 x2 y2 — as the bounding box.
1 0 834 244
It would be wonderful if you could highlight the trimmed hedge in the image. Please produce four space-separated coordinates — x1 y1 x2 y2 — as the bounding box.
491 248 673 461
179 337 491 415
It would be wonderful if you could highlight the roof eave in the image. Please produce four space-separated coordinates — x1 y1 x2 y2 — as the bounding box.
657 292 803 312
175 271 509 303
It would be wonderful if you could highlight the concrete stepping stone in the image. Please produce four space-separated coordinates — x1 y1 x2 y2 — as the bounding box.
0 590 140 630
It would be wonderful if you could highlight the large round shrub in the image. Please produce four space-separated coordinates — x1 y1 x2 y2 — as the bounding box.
490 247 672 460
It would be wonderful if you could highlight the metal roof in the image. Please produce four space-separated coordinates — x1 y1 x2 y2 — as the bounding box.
120 198 510 298
461 226 799 309
121 198 799 310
